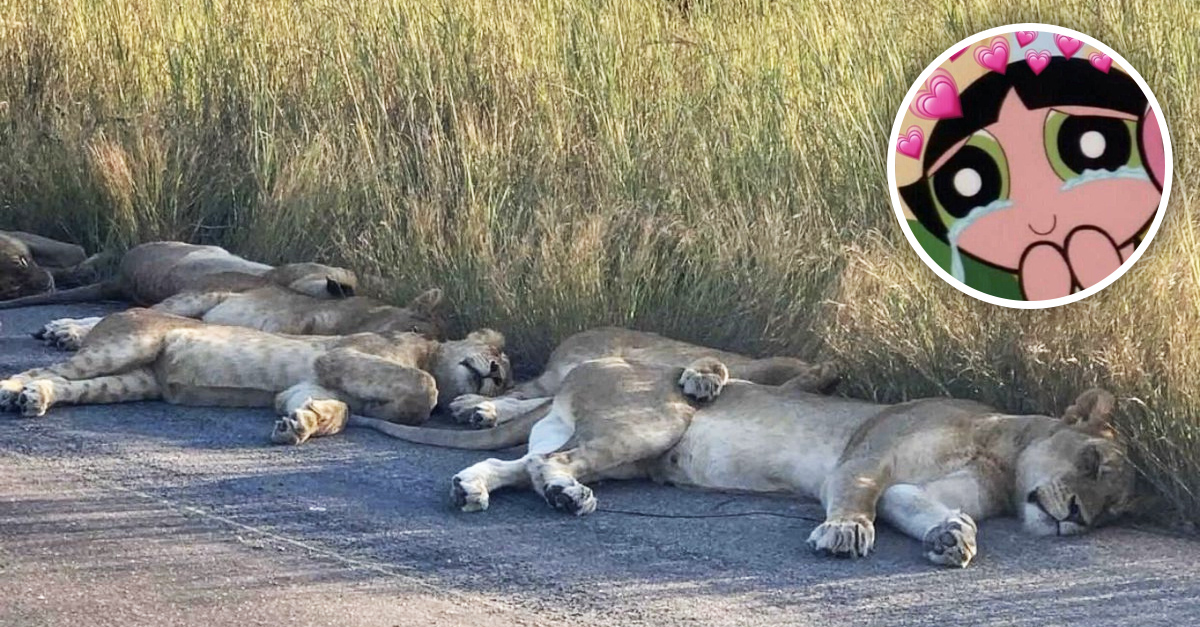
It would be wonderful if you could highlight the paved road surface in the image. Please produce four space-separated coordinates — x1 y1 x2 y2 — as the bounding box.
1 304 1198 626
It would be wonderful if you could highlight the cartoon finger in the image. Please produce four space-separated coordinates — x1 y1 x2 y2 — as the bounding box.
1020 244 1073 300
1066 228 1123 290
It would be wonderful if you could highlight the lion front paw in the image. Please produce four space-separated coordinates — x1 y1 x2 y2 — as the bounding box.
541 477 597 516
807 517 875 558
449 394 498 428
679 358 730 403
270 408 318 445
450 475 490 513
924 512 978 568
16 381 53 418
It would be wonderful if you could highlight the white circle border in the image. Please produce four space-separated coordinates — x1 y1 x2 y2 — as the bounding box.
885 23 1174 309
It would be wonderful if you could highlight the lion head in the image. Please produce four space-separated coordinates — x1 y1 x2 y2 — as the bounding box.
430 328 513 407
1016 388 1138 536
0 233 55 301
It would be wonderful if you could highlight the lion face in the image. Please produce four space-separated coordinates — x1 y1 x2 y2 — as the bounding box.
1016 423 1136 537
0 235 54 300
431 329 512 407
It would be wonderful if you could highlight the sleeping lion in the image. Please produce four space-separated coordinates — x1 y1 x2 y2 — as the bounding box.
0 308 511 444
421 356 1137 568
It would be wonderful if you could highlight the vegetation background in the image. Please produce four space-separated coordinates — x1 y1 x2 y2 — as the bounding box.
2 0 1198 523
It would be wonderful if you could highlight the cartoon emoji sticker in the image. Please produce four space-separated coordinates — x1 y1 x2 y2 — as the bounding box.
888 24 1172 308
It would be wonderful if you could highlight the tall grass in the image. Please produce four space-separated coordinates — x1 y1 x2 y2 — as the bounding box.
1 0 1199 523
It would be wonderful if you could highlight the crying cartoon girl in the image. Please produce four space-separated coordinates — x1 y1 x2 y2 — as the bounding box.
896 31 1167 302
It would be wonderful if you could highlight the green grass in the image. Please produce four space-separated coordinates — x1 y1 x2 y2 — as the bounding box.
2 0 1199 524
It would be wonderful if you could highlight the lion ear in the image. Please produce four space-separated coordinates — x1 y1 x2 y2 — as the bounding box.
1062 388 1118 438
467 328 505 350
408 288 444 316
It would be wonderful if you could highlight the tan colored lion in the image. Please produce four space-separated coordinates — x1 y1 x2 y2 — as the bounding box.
403 357 1136 568
1 240 444 347
342 327 837 451
0 231 93 301
0 308 511 445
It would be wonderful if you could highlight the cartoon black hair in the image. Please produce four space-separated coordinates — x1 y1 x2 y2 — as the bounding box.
900 57 1149 241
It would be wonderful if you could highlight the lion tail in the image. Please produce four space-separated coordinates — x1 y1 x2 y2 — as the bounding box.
347 402 550 450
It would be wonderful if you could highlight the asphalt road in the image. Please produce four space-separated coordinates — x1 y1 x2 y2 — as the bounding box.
1 304 1199 626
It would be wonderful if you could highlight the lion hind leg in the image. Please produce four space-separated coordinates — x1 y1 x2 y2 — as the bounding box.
451 457 532 512
152 290 232 318
271 383 349 445
450 395 551 429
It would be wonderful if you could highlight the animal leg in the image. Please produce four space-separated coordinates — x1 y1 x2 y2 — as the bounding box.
34 316 103 351
877 471 990 568
449 395 551 428
270 383 351 445
11 368 160 417
733 357 837 389
808 460 885 558
152 290 232 318
315 348 438 425
450 457 532 512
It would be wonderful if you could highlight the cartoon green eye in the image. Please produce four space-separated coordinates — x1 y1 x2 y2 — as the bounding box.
928 130 1010 228
1044 110 1141 182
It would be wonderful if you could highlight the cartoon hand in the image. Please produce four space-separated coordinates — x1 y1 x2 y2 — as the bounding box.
1066 228 1123 290
1020 244 1074 300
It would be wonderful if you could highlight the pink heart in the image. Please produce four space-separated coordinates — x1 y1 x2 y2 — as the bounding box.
1054 34 1082 58
974 37 1009 73
1026 50 1051 75
910 70 962 120
1089 52 1113 73
896 126 924 159
1015 31 1037 47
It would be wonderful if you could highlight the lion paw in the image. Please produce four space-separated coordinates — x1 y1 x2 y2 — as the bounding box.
807 517 875 558
450 475 490 513
449 394 498 428
35 317 97 351
924 512 978 568
679 358 730 403
270 408 318 445
541 477 597 516
0 377 25 412
16 381 53 418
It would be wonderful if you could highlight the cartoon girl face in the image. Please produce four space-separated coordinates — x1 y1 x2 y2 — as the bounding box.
901 57 1164 301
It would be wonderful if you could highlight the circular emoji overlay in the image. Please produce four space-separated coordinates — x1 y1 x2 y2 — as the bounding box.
887 24 1171 308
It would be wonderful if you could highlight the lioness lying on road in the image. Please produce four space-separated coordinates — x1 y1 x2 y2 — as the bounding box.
440 356 1136 568
0 240 358 309
33 285 446 349
3 240 444 345
348 327 839 449
0 231 94 301
0 309 511 445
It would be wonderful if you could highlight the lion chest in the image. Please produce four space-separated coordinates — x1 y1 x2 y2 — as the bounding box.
157 329 320 392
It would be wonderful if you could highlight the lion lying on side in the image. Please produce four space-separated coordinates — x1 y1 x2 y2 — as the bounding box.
4 240 444 346
0 231 93 301
0 240 358 309
0 309 511 445
437 356 1136 568
345 327 839 450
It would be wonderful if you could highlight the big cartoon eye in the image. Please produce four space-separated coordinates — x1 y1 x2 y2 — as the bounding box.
1044 110 1141 181
928 129 1010 226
